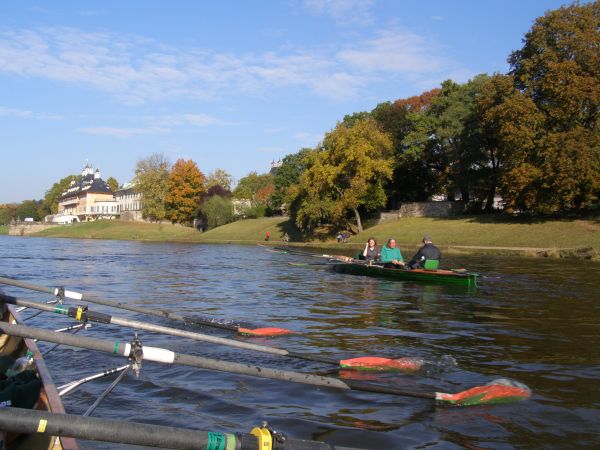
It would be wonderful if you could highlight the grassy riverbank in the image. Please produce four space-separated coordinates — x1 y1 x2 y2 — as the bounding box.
27 215 599 259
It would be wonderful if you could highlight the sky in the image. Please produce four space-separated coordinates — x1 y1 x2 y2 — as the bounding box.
0 0 574 204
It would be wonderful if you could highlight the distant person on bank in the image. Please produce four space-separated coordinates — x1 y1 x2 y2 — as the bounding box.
380 238 404 268
361 237 379 262
408 235 442 269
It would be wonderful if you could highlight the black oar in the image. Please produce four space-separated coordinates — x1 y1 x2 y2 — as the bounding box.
0 276 293 337
1 408 359 450
0 321 532 406
0 293 425 372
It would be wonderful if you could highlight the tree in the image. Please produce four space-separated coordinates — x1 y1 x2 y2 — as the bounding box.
106 177 119 193
232 172 274 216
271 148 312 212
205 168 233 191
165 159 206 224
200 195 234 229
134 153 170 222
372 88 441 206
398 80 475 202
291 117 393 233
15 200 42 221
504 1 600 213
39 175 77 217
0 204 16 224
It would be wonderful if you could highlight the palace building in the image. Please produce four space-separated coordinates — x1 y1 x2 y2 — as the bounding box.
56 164 119 222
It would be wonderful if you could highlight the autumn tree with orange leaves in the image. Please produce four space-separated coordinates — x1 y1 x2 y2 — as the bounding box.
165 159 206 224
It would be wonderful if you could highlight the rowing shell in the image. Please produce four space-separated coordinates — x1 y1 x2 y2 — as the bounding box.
1 303 77 450
331 262 478 288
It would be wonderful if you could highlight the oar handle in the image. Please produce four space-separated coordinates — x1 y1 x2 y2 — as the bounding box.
1 408 360 450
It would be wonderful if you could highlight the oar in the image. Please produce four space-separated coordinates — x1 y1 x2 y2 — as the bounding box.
0 293 425 372
0 321 532 406
1 408 360 450
0 276 292 337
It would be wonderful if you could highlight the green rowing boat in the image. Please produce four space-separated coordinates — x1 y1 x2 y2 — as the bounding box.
331 262 478 288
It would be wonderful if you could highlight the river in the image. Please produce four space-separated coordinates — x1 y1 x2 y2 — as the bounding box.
1 235 599 449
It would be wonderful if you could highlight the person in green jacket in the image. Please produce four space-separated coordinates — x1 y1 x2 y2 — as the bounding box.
380 238 405 268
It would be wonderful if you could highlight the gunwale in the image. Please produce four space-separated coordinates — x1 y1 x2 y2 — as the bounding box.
1 304 78 450
331 262 478 287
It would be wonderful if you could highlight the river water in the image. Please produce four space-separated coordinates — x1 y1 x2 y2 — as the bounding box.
1 235 599 449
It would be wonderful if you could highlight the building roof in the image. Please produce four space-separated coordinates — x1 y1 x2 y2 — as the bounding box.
60 164 113 199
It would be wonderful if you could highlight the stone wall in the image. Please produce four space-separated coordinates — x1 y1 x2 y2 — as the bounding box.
378 201 465 223
8 224 57 236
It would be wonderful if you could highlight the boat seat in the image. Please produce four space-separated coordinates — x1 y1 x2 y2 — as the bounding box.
423 259 439 271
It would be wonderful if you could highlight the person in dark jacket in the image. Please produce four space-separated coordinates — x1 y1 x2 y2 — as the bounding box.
408 235 441 269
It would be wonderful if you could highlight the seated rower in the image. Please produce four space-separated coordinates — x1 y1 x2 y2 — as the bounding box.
408 235 442 269
360 237 379 262
380 238 405 268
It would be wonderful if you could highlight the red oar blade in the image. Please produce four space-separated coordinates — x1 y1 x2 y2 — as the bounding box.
238 327 295 337
339 356 424 372
435 378 531 406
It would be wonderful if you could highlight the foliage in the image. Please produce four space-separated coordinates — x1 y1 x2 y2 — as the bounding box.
205 168 233 191
200 195 234 229
0 204 16 224
290 117 393 233
504 1 600 213
165 159 206 224
372 88 441 205
106 177 119 192
40 175 77 216
134 153 170 222
15 200 42 221
233 172 273 199
271 148 312 212
232 172 274 217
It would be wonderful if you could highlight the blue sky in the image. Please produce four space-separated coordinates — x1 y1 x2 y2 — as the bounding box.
0 0 572 203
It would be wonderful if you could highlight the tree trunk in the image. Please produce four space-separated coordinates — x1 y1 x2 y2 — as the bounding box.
353 207 363 233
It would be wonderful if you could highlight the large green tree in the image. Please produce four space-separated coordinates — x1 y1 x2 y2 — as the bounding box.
372 89 441 205
165 159 206 224
291 117 393 233
134 153 170 222
15 200 42 221
39 175 77 217
200 195 234 229
504 1 600 213
106 177 119 193
271 148 312 212
205 168 233 191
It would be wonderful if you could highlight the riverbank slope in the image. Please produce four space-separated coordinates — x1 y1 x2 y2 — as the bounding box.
24 215 599 259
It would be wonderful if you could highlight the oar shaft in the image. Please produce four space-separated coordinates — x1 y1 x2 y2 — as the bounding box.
0 321 436 400
0 294 341 367
0 276 240 332
0 321 351 390
0 294 290 357
1 408 359 450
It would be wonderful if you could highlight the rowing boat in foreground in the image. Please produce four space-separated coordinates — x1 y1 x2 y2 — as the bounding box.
0 303 77 450
331 262 478 288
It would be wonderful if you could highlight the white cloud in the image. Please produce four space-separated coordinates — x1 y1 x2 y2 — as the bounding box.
0 105 63 120
337 29 444 74
79 112 235 138
150 113 236 127
0 25 467 104
293 131 321 146
303 0 375 26
79 126 168 138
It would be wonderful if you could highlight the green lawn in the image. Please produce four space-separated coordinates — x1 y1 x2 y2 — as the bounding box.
25 215 599 259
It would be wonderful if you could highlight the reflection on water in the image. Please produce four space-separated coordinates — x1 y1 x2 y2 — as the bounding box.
1 236 599 449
